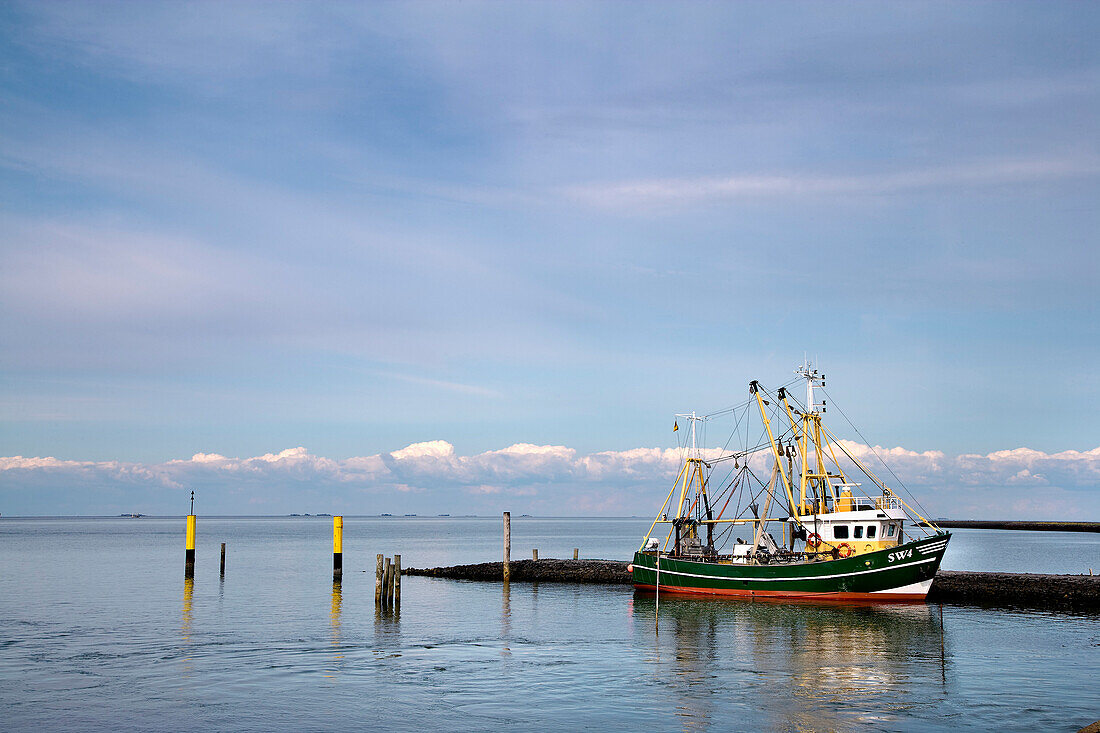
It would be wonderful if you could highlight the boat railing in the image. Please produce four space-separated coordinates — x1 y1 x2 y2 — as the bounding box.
842 495 901 510
874 495 902 510
646 549 833 565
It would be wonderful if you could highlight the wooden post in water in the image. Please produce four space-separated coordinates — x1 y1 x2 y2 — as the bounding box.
503 512 511 583
532 549 538 561
381 558 389 607
394 555 401 605
220 542 226 576
184 514 196 578
573 548 579 560
375 554 384 603
387 556 396 603
332 516 343 582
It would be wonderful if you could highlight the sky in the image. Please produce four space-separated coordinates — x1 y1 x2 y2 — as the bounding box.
1 1 1098 518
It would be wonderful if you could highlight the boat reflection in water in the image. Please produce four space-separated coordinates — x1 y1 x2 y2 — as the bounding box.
631 594 946 731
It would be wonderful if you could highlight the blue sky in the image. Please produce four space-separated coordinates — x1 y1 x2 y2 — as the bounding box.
2 2 1098 516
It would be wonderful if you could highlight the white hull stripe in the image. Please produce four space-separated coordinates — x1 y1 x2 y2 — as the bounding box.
646 556 939 583
870 579 933 595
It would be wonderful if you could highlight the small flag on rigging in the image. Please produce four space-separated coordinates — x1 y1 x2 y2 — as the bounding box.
673 421 679 432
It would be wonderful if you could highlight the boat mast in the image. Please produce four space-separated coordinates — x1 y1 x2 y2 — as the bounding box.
796 360 827 514
676 411 700 459
671 411 710 553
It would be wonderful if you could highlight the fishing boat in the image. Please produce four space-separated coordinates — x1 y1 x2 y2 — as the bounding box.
630 362 950 601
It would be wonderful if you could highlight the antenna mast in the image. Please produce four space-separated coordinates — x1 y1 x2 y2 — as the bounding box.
675 410 707 459
797 358 825 413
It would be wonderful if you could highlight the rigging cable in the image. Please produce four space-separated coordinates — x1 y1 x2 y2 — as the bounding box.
703 376 803 419
709 404 751 497
819 386 936 524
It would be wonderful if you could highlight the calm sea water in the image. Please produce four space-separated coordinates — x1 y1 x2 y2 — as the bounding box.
2 517 1098 731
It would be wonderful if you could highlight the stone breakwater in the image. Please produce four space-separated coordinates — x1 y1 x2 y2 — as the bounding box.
919 520 1100 532
930 570 1100 607
407 558 632 584
404 560 1100 609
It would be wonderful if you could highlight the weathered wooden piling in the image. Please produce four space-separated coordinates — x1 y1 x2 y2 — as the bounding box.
373 554 401 611
532 549 538 561
503 512 511 583
332 516 343 581
383 557 393 606
184 514 196 578
220 542 226 576
573 548 579 560
394 555 401 605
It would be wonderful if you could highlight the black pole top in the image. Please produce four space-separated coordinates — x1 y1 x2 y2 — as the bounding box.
190 490 194 515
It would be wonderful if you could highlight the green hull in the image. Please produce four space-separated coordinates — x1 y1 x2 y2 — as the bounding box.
631 533 950 600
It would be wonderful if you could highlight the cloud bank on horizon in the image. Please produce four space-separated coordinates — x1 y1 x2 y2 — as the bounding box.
4 440 1098 520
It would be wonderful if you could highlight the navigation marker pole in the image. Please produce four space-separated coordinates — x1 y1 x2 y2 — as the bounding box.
332 516 343 582
184 490 196 579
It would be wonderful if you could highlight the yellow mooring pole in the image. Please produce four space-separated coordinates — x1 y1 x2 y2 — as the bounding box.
185 515 196 578
332 516 343 582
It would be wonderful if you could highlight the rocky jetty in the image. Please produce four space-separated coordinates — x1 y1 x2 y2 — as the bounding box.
928 570 1100 608
406 558 632 584
405 560 1100 609
920 520 1100 532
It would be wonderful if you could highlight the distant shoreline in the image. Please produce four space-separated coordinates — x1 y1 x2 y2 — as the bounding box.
0 516 1094 530
921 520 1100 533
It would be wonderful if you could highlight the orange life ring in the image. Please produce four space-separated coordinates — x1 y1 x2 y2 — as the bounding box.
806 533 821 549
837 542 853 558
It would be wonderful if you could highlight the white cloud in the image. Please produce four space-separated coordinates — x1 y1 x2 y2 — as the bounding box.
378 372 502 398
2 440 1100 518
564 157 1100 210
390 440 455 461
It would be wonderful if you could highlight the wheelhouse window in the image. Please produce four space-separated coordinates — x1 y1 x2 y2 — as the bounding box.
887 524 897 537
833 525 849 539
867 525 877 538
854 526 864 539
